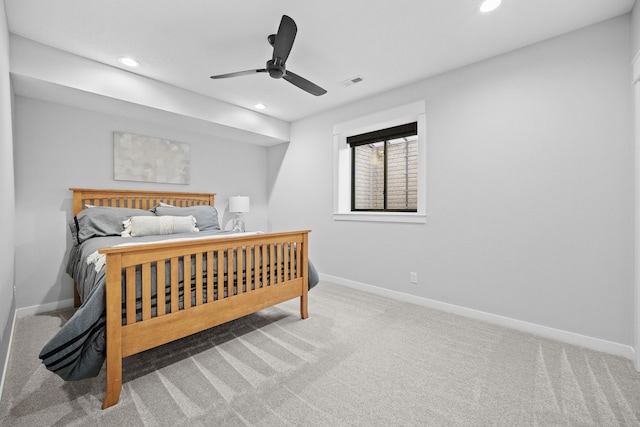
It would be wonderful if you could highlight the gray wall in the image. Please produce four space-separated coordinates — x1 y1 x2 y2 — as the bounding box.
0 0 16 388
631 1 640 370
268 15 634 346
5 9 636 368
13 96 270 309
632 2 640 57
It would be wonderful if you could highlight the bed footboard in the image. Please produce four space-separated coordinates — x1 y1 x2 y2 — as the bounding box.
99 230 310 409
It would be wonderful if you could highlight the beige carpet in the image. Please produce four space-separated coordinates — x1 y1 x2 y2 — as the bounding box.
1 282 639 426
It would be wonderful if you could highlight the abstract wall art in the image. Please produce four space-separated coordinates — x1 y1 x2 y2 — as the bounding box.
113 131 191 184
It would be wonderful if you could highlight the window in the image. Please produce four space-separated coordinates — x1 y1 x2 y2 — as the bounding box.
333 101 426 223
348 122 418 212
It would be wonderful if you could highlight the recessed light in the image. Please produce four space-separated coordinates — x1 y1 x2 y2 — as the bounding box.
254 103 267 110
117 57 140 67
479 0 501 13
340 75 364 87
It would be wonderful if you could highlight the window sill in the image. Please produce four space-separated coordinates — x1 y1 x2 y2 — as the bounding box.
333 212 426 224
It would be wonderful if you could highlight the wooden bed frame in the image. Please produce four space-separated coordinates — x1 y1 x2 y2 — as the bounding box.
70 188 310 409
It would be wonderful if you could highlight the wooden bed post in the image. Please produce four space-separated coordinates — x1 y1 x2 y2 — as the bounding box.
71 190 84 308
300 232 309 320
102 253 123 409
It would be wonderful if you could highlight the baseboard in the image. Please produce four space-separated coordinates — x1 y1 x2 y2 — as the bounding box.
16 298 75 319
0 300 17 403
320 274 636 362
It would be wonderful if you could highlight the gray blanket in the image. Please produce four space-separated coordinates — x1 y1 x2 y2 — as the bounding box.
39 231 319 381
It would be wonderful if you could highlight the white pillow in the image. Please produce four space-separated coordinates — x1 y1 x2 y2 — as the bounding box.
122 215 199 237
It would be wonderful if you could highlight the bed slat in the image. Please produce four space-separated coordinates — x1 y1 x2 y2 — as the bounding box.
206 251 214 303
170 257 179 314
125 267 136 325
157 261 166 317
247 246 255 291
261 244 267 287
184 256 192 309
141 264 151 321
224 249 230 297
195 254 203 306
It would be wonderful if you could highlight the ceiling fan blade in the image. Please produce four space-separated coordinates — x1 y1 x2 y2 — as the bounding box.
283 70 327 96
273 15 297 64
210 69 267 79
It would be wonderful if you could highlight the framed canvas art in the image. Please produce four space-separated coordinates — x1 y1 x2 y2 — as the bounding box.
113 132 191 184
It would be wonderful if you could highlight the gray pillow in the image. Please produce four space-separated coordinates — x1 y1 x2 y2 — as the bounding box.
69 207 154 245
153 205 221 231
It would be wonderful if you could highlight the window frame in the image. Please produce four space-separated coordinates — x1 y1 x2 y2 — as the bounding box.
348 122 418 213
333 101 427 224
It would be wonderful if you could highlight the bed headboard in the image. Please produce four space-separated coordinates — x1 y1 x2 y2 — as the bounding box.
70 188 216 216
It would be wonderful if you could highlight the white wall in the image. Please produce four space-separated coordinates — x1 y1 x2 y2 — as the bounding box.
633 2 640 58
13 96 269 309
0 0 17 390
269 16 635 347
631 0 640 371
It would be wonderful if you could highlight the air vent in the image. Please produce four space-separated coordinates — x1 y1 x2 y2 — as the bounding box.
340 76 364 87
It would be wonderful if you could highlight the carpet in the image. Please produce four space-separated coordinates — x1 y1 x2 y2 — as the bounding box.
1 282 639 426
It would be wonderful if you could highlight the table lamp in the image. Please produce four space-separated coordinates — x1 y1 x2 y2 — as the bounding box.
229 196 250 232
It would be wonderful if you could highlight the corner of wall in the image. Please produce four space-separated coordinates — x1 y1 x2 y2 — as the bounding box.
0 0 18 393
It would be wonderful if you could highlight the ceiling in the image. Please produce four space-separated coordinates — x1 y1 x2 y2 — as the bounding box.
4 0 636 122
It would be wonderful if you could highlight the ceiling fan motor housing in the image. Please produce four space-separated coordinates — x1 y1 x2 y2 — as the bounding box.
266 59 285 79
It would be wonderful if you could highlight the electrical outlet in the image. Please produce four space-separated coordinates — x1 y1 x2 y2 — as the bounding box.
410 272 418 284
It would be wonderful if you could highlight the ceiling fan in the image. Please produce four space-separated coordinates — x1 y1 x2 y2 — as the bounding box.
210 15 327 96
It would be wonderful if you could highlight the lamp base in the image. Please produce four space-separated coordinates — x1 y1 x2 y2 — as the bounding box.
232 214 245 233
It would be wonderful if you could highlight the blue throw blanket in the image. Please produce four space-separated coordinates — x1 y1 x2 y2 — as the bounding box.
39 232 319 381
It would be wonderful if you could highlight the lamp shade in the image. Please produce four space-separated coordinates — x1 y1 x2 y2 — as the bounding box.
229 196 250 213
